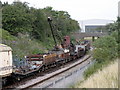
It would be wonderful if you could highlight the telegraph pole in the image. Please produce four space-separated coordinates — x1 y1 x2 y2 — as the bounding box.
118 1 120 17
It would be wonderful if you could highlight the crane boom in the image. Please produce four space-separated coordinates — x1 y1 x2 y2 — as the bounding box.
48 17 57 47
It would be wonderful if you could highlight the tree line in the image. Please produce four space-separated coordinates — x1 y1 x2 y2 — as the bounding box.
93 17 120 62
0 1 80 41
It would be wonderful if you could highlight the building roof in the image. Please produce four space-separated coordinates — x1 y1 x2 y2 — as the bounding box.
79 19 114 32
0 44 12 52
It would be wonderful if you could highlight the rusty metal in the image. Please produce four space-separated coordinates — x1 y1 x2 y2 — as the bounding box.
43 54 57 65
20 55 91 89
26 54 44 61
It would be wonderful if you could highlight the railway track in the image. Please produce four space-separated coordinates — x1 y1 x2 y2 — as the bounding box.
3 55 91 89
20 55 91 89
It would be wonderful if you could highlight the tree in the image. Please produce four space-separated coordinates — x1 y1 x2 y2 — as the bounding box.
2 1 80 42
93 36 118 62
2 1 35 36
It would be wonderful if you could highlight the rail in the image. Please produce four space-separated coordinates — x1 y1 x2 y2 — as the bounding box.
19 55 91 89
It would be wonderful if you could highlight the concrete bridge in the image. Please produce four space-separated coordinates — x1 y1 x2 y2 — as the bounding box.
72 32 108 41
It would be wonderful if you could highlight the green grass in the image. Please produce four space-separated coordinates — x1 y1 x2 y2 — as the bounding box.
83 59 114 79
0 29 54 58
74 60 118 88
0 28 16 40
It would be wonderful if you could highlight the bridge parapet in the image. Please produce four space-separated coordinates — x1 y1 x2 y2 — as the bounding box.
72 32 108 39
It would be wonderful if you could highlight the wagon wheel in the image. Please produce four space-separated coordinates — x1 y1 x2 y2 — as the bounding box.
15 76 21 81
2 78 7 86
42 66 45 72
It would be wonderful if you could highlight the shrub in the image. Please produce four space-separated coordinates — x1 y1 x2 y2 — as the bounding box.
1 29 46 58
93 35 118 62
76 60 118 88
84 34 118 79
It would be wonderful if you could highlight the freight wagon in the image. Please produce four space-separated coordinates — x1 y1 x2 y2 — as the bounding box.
0 44 12 84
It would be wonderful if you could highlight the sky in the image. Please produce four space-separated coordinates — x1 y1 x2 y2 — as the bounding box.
1 0 120 21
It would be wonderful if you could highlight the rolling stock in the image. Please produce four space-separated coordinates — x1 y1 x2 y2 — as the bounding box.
0 38 90 85
1 17 90 85
0 44 12 85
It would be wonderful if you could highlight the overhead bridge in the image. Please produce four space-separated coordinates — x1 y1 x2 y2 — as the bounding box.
72 32 108 41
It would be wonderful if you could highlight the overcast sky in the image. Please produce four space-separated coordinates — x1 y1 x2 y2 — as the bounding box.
1 0 120 21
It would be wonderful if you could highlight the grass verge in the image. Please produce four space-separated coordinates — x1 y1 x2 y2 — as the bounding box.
0 29 54 58
74 59 118 88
